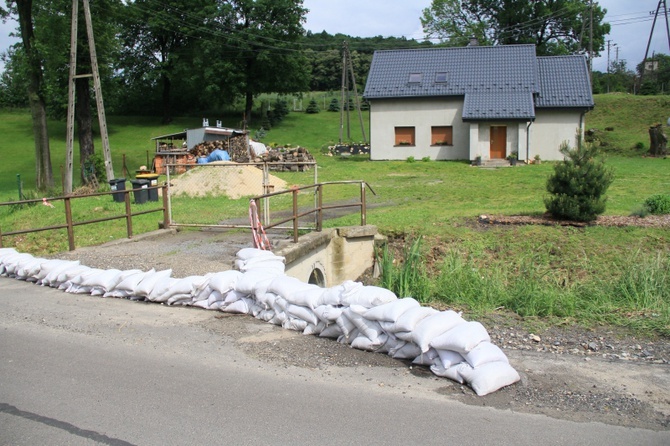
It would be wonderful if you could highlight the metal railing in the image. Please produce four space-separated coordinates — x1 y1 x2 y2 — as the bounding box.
0 185 169 251
252 180 376 243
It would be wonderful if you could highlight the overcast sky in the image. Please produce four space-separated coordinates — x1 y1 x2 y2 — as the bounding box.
1 0 668 74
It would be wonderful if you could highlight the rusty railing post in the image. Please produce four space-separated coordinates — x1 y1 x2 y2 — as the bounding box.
124 189 133 238
360 181 367 226
162 185 170 228
64 196 76 251
292 187 299 243
317 184 323 232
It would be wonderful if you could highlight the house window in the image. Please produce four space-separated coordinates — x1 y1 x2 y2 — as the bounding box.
408 73 422 83
431 126 453 145
435 72 448 83
395 127 415 146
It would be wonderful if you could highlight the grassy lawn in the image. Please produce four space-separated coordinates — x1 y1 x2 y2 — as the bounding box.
1 94 669 336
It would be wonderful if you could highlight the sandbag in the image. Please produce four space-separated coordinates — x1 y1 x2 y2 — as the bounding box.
312 305 343 324
412 310 466 352
430 362 469 384
392 306 438 333
134 269 172 298
236 247 277 261
351 333 388 351
463 341 509 368
436 349 465 369
286 304 319 326
208 270 243 293
459 361 521 396
343 306 385 342
429 321 491 354
412 348 439 366
341 285 397 308
363 297 420 322
319 323 343 339
389 341 422 360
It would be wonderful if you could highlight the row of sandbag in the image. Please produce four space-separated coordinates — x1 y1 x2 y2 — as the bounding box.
0 247 519 396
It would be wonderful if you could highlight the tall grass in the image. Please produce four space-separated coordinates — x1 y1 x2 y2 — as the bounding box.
377 236 431 303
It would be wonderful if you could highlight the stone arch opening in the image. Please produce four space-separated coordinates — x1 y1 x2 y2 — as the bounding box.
308 267 326 287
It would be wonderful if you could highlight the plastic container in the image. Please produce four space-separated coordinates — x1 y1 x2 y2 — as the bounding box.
136 174 160 202
130 179 149 204
108 178 126 203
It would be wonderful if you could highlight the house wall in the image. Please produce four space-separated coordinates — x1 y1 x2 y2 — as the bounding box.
529 110 584 161
369 99 585 162
369 98 470 160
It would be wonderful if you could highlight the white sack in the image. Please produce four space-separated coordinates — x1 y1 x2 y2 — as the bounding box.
463 341 509 368
412 310 466 352
134 269 172 298
208 270 243 293
412 348 440 366
341 285 397 308
459 361 521 396
363 297 420 322
429 321 491 354
286 304 319 326
430 362 469 384
236 247 277 261
319 324 343 339
437 349 466 369
312 305 343 323
351 333 388 351
389 341 422 360
282 318 308 332
392 306 438 333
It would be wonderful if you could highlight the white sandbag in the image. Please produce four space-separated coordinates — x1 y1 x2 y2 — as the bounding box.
223 290 245 305
235 270 281 295
286 304 319 326
303 320 326 336
412 348 440 366
317 284 345 307
56 264 92 284
39 260 81 286
463 341 509 368
363 297 420 322
430 362 470 384
429 321 491 354
284 285 325 309
167 294 193 306
80 269 123 293
236 247 277 261
269 311 287 326
154 275 203 302
374 333 403 354
257 309 276 322
192 285 214 302
343 306 385 342
208 270 243 293
15 257 47 280
393 331 414 342
389 341 422 360
282 318 307 332
312 305 343 324
392 306 438 333
459 361 521 396
255 291 277 310
351 333 388 351
252 277 276 302
437 349 465 369
206 290 224 307
341 285 397 308
191 300 211 309
148 277 179 302
319 323 343 339
134 269 172 298
223 297 254 314
237 256 285 273
3 252 35 276
113 269 154 294
335 312 357 339
412 310 466 352
267 276 314 299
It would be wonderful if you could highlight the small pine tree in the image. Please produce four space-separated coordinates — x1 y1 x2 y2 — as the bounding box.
305 98 320 114
327 98 339 112
544 141 614 222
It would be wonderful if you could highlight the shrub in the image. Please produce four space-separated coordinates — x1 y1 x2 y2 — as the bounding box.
377 237 430 302
406 156 415 163
544 141 614 222
305 98 320 114
327 98 339 112
643 194 670 215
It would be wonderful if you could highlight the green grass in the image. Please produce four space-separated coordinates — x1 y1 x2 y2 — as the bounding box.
1 95 669 336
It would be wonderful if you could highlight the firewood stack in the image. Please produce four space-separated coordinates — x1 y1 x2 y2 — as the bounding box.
256 146 315 171
189 135 251 163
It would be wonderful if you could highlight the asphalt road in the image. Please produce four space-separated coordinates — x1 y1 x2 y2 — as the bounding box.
1 278 668 446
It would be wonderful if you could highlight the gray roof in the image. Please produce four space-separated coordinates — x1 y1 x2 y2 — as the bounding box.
363 45 593 120
536 55 594 108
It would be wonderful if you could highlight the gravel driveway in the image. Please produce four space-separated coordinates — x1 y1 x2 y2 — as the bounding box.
52 227 670 431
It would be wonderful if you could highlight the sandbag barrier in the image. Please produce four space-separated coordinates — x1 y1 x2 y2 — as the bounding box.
0 247 519 396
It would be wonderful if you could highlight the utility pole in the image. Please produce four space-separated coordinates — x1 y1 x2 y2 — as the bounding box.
640 0 670 88
589 0 593 79
339 42 367 144
607 40 617 93
65 0 114 194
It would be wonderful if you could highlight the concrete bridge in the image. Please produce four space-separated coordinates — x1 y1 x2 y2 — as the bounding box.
274 225 380 287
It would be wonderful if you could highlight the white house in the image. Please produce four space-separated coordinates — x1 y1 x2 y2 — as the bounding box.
362 44 594 162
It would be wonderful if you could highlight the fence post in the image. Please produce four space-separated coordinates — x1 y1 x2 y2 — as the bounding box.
162 185 170 228
317 184 323 232
64 196 76 251
124 189 133 238
292 187 299 243
361 181 367 226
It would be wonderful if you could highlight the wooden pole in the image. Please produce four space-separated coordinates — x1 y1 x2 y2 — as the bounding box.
64 0 78 194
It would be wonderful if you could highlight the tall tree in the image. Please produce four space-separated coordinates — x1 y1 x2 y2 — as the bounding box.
8 0 54 191
421 0 610 57
215 0 310 125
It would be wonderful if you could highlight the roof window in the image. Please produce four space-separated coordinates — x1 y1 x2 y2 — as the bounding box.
435 72 448 83
408 73 422 83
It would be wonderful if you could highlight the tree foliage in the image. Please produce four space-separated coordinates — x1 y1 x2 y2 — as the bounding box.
545 141 614 222
421 0 610 56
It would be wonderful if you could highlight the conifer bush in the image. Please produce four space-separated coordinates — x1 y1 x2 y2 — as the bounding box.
544 142 614 222
305 98 320 114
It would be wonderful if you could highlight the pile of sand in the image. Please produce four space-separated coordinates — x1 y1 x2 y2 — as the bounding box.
168 162 288 199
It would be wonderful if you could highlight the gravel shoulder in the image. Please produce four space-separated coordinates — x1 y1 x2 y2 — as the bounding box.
52 227 670 431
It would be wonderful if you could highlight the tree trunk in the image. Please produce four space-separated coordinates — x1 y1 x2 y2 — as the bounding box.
244 89 253 128
76 77 95 184
16 0 54 191
649 124 667 156
161 72 172 124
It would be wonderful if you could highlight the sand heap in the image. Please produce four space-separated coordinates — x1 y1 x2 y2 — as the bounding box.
168 161 288 199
